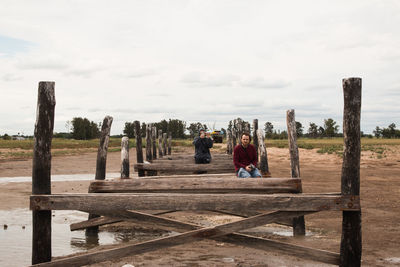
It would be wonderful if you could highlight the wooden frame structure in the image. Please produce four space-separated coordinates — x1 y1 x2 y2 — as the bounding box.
30 78 362 267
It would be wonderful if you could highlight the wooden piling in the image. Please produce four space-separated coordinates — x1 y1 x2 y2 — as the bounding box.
286 109 305 236
158 129 163 158
32 81 55 264
134 121 145 177
152 126 157 159
120 137 129 179
340 77 362 267
226 129 232 155
163 133 167 156
146 124 152 162
87 115 113 235
253 119 259 158
257 129 270 177
168 132 172 155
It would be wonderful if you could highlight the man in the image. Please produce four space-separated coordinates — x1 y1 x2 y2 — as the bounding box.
193 129 213 164
233 132 262 178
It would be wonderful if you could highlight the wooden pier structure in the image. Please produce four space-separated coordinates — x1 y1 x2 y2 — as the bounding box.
30 78 362 267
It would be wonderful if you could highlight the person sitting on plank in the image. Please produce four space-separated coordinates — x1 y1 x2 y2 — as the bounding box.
233 132 262 178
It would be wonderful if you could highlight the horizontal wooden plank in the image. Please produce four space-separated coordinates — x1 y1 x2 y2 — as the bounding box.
134 162 235 172
70 210 176 231
30 193 360 212
89 178 302 194
136 173 236 179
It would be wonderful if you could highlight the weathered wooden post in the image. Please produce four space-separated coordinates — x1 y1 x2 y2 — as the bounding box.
120 136 129 179
134 121 145 177
146 123 152 162
32 81 55 264
238 121 243 145
340 77 362 267
168 132 172 155
257 129 270 177
163 133 167 155
226 129 232 155
86 115 113 235
286 109 305 236
152 126 157 160
253 119 259 158
158 129 163 158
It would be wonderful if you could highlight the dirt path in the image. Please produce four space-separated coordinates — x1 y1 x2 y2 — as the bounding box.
0 146 399 266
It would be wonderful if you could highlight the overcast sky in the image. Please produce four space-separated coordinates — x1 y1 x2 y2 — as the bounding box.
1 0 399 136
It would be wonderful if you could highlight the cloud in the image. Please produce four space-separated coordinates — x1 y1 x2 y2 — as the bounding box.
1 73 23 82
240 77 291 89
16 56 69 70
181 72 240 87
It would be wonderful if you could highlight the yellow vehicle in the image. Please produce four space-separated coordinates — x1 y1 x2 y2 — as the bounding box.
211 130 223 143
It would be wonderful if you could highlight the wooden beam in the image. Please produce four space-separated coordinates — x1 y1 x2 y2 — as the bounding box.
145 123 152 162
340 77 362 267
134 162 234 173
31 211 313 267
88 178 302 194
66 211 338 266
134 173 236 179
32 81 55 264
31 193 360 212
257 129 270 177
221 233 340 265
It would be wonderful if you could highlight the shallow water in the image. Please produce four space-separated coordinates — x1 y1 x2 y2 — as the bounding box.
0 173 120 184
0 208 165 267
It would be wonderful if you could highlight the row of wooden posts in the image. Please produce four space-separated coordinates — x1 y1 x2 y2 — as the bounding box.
31 78 362 267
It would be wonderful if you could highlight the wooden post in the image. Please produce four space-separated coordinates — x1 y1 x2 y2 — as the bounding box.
163 133 167 155
120 137 129 179
146 124 152 162
340 77 362 267
226 129 232 155
257 129 270 177
134 121 145 177
286 109 305 236
168 132 172 155
32 81 55 264
158 129 163 158
232 127 237 149
87 115 113 235
238 121 243 145
152 126 157 160
253 119 259 158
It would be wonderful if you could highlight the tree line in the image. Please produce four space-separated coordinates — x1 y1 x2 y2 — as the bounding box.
50 116 398 140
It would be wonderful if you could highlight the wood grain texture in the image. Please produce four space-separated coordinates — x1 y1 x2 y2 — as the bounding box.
340 77 362 267
134 121 145 177
120 137 129 178
32 81 55 264
31 193 360 212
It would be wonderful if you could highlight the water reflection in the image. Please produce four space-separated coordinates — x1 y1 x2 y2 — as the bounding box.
0 172 120 184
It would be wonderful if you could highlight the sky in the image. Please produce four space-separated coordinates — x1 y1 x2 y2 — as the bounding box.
1 0 399 136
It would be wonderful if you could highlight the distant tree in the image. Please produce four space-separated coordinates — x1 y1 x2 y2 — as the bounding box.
71 117 100 140
295 121 303 138
123 122 135 138
324 118 339 137
308 122 318 138
2 133 11 140
373 126 382 138
318 126 325 137
381 123 400 138
167 119 186 139
264 122 274 138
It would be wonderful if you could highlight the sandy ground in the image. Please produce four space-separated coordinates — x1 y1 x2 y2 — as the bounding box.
0 145 399 266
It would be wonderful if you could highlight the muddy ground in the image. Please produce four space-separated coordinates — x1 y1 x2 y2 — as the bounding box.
0 145 399 266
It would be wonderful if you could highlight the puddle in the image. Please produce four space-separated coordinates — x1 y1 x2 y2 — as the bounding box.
0 208 167 267
0 173 120 184
241 224 314 237
385 257 400 264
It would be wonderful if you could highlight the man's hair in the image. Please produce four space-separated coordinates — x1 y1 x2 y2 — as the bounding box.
241 132 251 141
